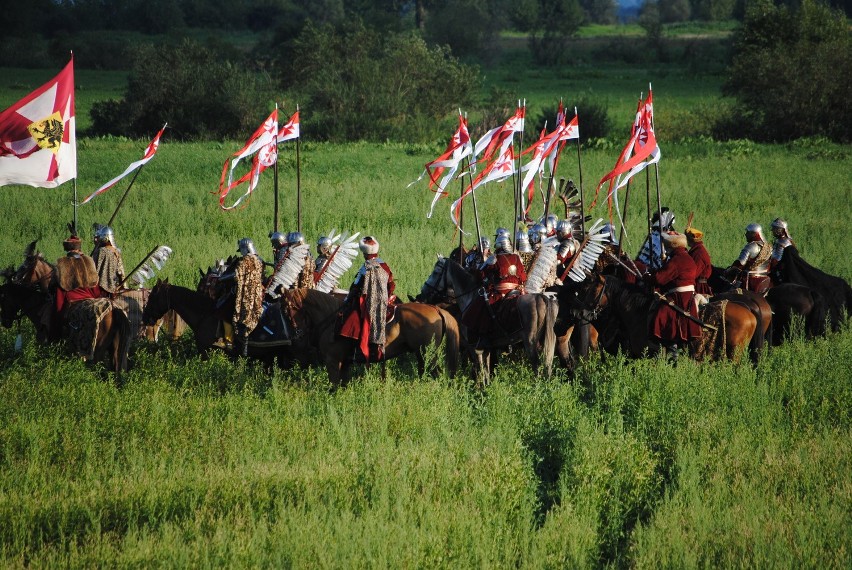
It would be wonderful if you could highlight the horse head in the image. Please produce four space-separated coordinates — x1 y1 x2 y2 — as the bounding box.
570 272 609 316
418 255 448 304
143 278 171 325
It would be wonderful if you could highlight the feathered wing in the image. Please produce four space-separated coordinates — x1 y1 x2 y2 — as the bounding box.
129 245 173 288
315 232 360 293
525 244 558 294
567 218 610 283
265 244 310 297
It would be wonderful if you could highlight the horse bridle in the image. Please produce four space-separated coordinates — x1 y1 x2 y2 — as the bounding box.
422 260 481 305
570 276 608 320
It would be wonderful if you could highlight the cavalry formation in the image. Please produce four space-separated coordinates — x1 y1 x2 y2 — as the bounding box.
1 207 850 385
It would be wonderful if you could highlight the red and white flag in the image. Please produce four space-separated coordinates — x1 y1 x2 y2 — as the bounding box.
0 58 76 187
518 106 579 214
80 124 166 205
451 145 515 228
591 89 660 215
277 110 299 143
409 113 472 218
470 103 525 171
218 109 278 210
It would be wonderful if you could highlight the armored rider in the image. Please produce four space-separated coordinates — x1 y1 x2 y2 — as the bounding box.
339 236 396 360
481 232 527 303
91 225 125 295
314 235 333 282
725 223 773 293
769 217 796 284
649 232 701 361
463 236 491 273
637 207 675 273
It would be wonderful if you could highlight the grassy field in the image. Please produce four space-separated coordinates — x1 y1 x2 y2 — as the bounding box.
1 55 851 567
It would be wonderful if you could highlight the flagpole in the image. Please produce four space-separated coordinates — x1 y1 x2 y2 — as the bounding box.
463 156 484 260
574 109 586 237
645 167 655 270
295 104 302 234
617 179 630 258
458 173 465 264
273 103 280 233
512 99 525 250
106 166 144 227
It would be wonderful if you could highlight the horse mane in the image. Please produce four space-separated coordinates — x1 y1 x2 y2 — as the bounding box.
157 281 215 312
446 257 479 291
605 274 653 313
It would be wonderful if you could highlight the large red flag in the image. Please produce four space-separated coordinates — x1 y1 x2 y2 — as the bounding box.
0 58 76 187
218 109 278 210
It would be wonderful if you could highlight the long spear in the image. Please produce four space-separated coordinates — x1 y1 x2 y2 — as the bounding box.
107 167 144 227
273 103 280 233
296 104 302 233
512 99 525 250
573 107 586 237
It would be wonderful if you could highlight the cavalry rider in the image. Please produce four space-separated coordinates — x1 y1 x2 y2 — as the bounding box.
339 236 396 360
516 230 534 273
286 232 315 289
463 236 490 273
52 234 103 340
528 222 548 252
543 213 559 238
725 223 773 293
769 218 796 283
314 235 333 282
649 232 701 361
481 232 527 303
91 225 125 295
685 226 713 296
217 238 264 351
637 207 675 273
265 231 313 297
269 231 288 264
556 220 580 267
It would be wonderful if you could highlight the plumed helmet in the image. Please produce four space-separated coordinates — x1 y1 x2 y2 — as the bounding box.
770 218 789 238
269 231 287 248
317 236 333 256
96 225 116 246
495 227 510 240
529 223 547 245
359 236 380 255
237 237 256 256
286 231 305 246
600 222 619 246
652 208 675 231
494 234 512 253
515 230 532 253
745 223 763 242
544 214 558 235
555 220 573 241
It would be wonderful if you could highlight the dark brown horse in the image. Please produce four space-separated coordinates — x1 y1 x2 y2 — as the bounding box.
282 288 461 385
573 273 757 361
419 256 557 381
0 281 131 374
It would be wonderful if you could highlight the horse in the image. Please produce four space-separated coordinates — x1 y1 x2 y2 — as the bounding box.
142 279 306 366
571 273 757 361
419 256 557 381
281 288 460 385
12 242 184 341
0 281 131 375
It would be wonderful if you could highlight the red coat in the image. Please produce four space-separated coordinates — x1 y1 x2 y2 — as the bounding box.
688 242 713 295
55 285 103 314
651 248 701 343
482 252 526 302
339 255 395 353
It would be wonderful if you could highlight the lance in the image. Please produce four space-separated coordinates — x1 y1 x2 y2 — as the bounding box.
458 170 465 265
617 179 631 259
605 250 643 280
296 104 302 233
654 292 717 331
71 178 78 236
464 156 484 262
512 99 525 250
645 166 654 269
106 166 144 227
273 103 280 233
573 107 586 237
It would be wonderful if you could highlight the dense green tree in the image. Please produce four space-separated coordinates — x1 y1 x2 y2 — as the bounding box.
580 0 618 24
89 39 278 139
278 21 481 142
719 0 851 142
510 0 585 65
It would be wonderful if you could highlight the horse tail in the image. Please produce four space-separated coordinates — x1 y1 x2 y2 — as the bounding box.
437 307 460 378
807 288 828 337
744 300 765 363
542 295 558 378
114 308 132 375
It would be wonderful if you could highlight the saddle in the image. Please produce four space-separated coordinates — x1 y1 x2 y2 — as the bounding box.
63 298 112 360
244 301 300 347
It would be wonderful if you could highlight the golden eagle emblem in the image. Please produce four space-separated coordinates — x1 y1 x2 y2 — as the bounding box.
27 111 64 154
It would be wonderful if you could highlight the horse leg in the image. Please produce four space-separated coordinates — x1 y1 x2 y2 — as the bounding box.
555 325 574 369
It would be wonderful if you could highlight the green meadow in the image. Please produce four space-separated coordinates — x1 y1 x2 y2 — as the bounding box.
1 55 851 567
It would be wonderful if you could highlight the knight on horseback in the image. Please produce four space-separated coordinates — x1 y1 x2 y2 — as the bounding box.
338 236 397 360
463 236 490 273
314 235 333 281
265 231 313 298
725 223 773 293
91 225 126 295
637 207 675 273
649 232 701 360
769 218 796 282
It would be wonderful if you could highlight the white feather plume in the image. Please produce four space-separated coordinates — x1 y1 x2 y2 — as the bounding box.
567 218 611 283
525 245 558 294
315 231 360 293
129 245 173 287
265 243 310 297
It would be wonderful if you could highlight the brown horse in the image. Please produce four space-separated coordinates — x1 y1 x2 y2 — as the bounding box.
418 256 557 381
12 242 185 341
0 281 131 374
573 273 757 361
282 288 460 385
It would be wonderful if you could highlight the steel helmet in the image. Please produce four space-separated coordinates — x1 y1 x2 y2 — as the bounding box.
745 223 763 242
317 236 333 256
495 227 510 240
770 218 789 238
478 237 491 251
286 231 305 246
529 223 547 245
555 220 573 240
515 230 532 253
269 231 287 249
600 222 619 246
96 225 116 246
544 214 558 235
494 234 512 253
652 208 675 231
237 237 256 256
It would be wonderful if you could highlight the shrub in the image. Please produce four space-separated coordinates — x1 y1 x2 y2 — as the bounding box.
528 96 613 143
719 0 852 143
277 21 481 143
88 39 279 140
